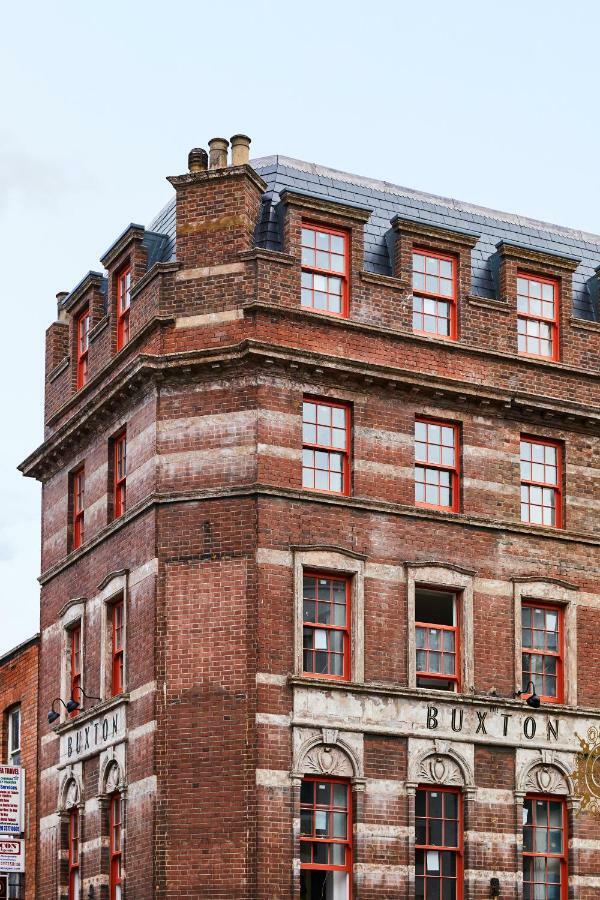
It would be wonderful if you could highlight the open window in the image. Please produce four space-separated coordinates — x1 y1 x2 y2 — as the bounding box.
415 588 459 691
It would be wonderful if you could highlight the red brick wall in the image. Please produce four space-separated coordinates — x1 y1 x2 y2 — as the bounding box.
0 638 38 900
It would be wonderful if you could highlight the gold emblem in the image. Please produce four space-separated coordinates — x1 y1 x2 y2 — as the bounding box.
571 727 600 815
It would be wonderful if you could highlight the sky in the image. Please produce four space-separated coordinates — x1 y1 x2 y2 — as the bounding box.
1 0 599 655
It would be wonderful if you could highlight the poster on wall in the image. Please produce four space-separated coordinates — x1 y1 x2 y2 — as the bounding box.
0 768 24 835
0 839 25 873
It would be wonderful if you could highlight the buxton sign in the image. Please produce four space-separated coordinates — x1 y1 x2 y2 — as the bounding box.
0 768 23 836
293 686 597 752
59 703 126 766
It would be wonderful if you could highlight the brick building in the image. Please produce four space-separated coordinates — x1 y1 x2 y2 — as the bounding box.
19 134 600 898
0 635 39 899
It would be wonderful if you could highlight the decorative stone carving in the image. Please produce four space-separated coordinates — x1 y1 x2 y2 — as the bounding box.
304 745 354 778
294 729 363 779
524 764 569 796
418 754 463 786
58 772 82 811
104 761 121 794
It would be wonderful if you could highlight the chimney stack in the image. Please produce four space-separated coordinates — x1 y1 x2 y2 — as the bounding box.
208 137 229 169
230 134 251 166
188 147 208 173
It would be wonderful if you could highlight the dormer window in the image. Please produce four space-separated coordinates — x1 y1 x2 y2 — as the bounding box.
117 265 131 350
301 224 348 317
517 273 558 360
76 307 90 389
412 249 457 340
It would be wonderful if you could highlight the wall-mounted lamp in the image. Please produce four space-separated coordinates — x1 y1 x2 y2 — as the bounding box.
514 681 541 708
47 688 101 724
47 698 69 724
490 876 500 896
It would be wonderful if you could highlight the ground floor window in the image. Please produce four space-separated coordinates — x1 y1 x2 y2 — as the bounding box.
415 786 462 899
300 777 351 899
7 873 24 899
523 796 566 899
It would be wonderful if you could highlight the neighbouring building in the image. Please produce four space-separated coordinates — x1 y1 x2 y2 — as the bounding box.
0 635 39 900
19 134 600 898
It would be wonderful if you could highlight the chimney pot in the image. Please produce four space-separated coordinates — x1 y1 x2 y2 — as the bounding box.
188 147 208 173
208 137 229 169
56 291 69 322
230 134 251 166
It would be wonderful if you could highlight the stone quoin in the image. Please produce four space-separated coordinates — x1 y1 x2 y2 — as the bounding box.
18 134 600 898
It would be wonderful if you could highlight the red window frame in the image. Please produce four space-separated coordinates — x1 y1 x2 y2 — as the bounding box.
116 265 131 351
111 599 125 696
300 222 349 317
76 307 90 389
522 602 564 704
412 247 458 341
114 430 127 518
415 588 460 692
109 793 123 900
517 272 559 361
302 398 351 496
415 786 463 900
72 466 85 550
520 437 562 529
68 807 80 900
415 418 460 512
70 623 81 717
302 573 350 681
300 777 352 897
523 796 567 900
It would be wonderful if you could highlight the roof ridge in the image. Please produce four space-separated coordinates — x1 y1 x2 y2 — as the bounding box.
251 154 600 247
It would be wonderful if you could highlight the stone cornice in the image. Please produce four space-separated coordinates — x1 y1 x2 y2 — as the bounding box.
287 675 600 721
167 163 267 196
38 483 600 585
391 215 480 249
22 334 600 482
496 239 581 273
279 189 373 222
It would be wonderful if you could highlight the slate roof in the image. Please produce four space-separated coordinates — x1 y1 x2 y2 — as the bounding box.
147 155 600 322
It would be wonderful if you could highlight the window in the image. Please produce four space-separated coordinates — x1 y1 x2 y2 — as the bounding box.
517 273 558 360
412 249 457 340
300 778 351 900
71 466 85 550
113 431 127 518
6 706 21 766
76 308 90 389
110 794 123 900
522 603 563 703
70 624 81 716
111 599 125 696
301 224 348 316
303 574 350 680
523 797 566 899
415 419 459 512
520 438 562 528
415 588 459 691
116 266 131 351
302 400 350 495
68 807 80 900
415 787 462 900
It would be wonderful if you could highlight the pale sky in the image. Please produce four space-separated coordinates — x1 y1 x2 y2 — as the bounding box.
1 0 599 655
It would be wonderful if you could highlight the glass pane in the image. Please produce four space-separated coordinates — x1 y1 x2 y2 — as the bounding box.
333 784 347 807
429 791 443 818
300 810 312 834
333 812 347 838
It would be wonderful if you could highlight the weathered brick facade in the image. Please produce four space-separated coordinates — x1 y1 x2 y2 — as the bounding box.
20 135 600 898
0 636 39 900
